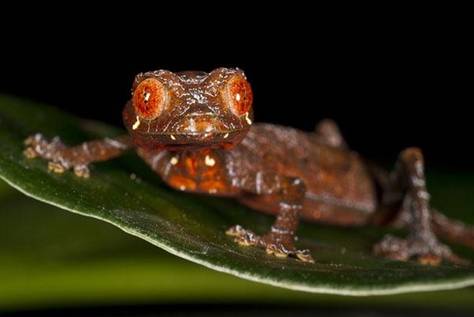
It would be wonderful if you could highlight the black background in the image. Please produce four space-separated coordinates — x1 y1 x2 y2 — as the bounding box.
0 9 471 170
0 6 473 316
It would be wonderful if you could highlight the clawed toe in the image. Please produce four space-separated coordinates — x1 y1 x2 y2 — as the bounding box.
295 249 314 263
265 243 289 258
417 254 442 266
23 147 38 159
226 225 314 263
74 165 90 178
24 135 38 146
374 234 469 266
48 161 66 174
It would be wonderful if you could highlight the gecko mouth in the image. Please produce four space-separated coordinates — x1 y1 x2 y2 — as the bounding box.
150 129 243 145
132 127 248 150
150 114 244 146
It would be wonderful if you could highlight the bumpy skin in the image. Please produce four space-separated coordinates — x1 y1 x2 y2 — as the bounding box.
24 68 474 265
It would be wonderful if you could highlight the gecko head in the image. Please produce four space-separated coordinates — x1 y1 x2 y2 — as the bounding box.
123 67 254 151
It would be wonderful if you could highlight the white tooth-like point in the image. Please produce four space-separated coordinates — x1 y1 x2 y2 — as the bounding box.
170 156 178 165
170 134 176 140
245 112 252 125
205 155 216 167
132 116 141 130
223 133 229 139
235 93 241 101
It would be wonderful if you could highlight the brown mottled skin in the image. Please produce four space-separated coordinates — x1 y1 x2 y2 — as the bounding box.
24 68 474 265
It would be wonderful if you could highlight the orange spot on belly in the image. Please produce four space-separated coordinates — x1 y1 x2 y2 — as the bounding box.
168 175 197 191
199 180 228 193
185 157 197 177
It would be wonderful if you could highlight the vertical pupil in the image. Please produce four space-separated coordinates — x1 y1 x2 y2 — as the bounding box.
143 91 151 102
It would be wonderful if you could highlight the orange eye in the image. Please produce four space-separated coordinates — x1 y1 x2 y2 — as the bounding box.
132 78 167 120
225 75 253 116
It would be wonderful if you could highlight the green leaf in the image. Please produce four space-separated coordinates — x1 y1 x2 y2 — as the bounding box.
2 189 474 311
0 94 474 296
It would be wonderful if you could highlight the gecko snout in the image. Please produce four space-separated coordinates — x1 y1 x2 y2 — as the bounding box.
176 114 226 135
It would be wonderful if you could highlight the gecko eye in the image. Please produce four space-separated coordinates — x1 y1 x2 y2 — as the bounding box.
132 78 168 120
223 75 253 116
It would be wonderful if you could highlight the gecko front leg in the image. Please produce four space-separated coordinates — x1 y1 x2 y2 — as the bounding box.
24 133 132 177
226 173 314 263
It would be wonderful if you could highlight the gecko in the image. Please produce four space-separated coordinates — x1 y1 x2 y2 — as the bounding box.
23 67 474 265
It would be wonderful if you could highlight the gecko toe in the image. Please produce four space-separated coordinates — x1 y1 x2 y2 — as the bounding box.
417 254 442 266
225 225 245 237
226 225 259 246
235 235 257 246
295 249 315 263
23 147 38 159
74 165 90 178
48 162 66 174
265 244 288 258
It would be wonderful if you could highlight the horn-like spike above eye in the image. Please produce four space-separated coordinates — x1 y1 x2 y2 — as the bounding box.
224 74 253 116
132 78 168 120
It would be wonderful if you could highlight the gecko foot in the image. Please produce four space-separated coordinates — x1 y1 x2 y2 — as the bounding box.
373 234 469 266
226 225 314 263
23 134 90 178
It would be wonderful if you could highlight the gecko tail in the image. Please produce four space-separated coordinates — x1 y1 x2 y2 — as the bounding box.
432 208 474 250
